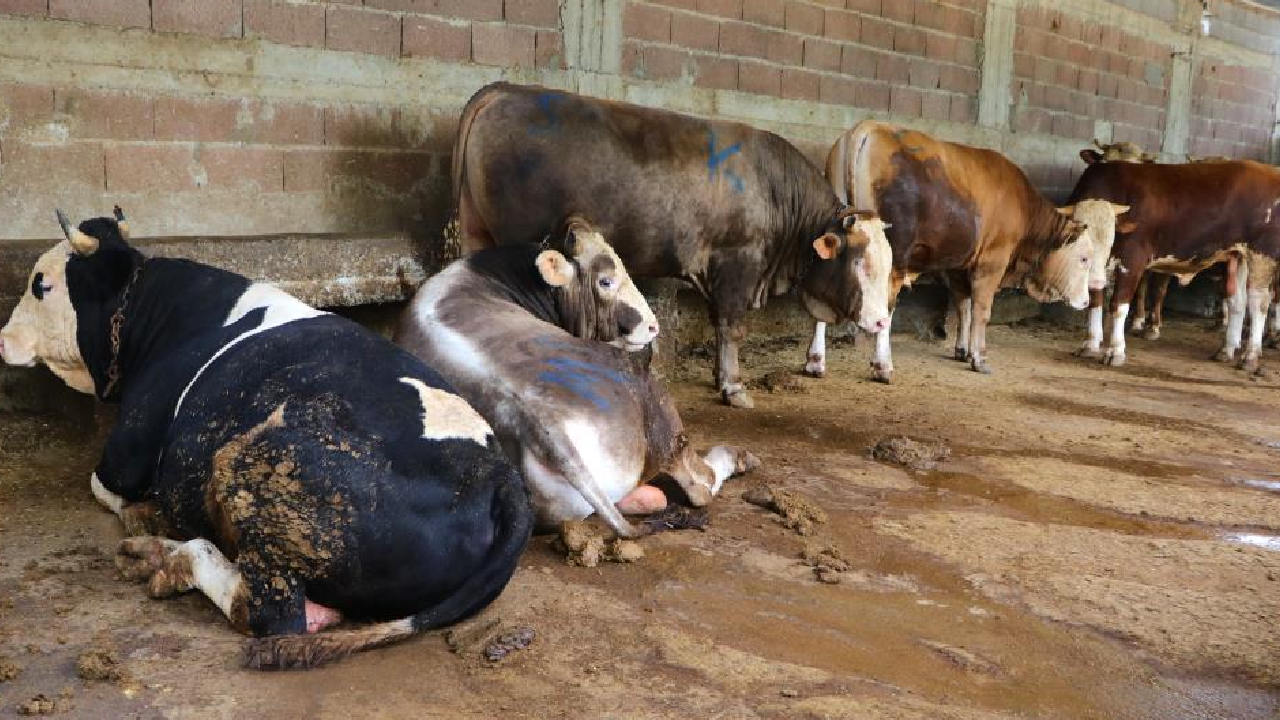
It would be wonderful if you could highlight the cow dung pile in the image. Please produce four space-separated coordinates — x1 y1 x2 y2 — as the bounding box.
16 693 69 716
742 485 828 536
869 436 951 471
76 647 125 684
746 370 807 395
801 542 852 584
0 658 22 682
555 521 645 567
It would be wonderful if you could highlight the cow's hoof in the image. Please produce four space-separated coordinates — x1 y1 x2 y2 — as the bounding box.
953 347 970 362
115 536 179 583
1101 349 1126 367
722 389 755 409
870 363 894 384
1265 335 1280 350
1212 347 1238 363
1142 325 1161 341
803 358 826 378
970 358 993 375
1238 356 1261 373
735 450 763 475
1130 319 1146 332
1074 345 1102 358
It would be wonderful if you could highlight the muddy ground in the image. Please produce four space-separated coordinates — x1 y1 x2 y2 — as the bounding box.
1 318 1279 719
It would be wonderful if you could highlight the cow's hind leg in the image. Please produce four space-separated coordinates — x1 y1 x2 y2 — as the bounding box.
116 537 255 629
1143 275 1170 340
947 271 973 361
1216 255 1248 363
713 315 753 408
804 321 827 378
1131 273 1149 333
1240 252 1277 372
965 269 1002 374
1267 297 1280 349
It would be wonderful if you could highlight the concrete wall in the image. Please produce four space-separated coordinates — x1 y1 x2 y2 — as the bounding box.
1 0 1278 319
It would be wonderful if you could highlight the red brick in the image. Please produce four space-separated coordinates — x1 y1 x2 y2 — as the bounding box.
0 0 47 17
1054 63 1078 88
720 21 769 58
846 0 879 14
536 29 564 69
739 60 781 96
860 16 893 51
57 90 154 141
784 1 822 35
437 0 502 21
244 0 325 48
742 0 783 27
505 0 559 27
1013 52 1033 79
326 6 401 57
780 68 820 101
875 53 908 84
824 9 858 42
403 16 472 61
946 7 976 37
649 0 698 9
925 32 956 63
324 105 398 147
955 37 977 66
908 58 941 90
819 74 857 105
366 0 437 11
1078 68 1099 95
949 94 975 123
889 86 922 117
198 145 284 191
625 3 672 43
881 0 913 24
893 26 923 55
0 84 54 138
694 55 737 90
841 45 878 78
939 65 979 94
1 141 103 192
803 38 841 72
853 80 889 111
921 90 949 121
472 23 535 67
155 96 323 145
914 2 947 32
765 28 802 65
283 148 433 193
697 0 740 20
672 12 718 51
152 0 243 38
49 0 149 28
106 144 198 192
639 43 690 80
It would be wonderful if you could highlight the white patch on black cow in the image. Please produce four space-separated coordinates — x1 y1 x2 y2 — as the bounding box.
399 377 493 445
173 284 325 418
90 472 125 516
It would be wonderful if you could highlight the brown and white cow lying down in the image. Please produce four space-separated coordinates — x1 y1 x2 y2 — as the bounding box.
396 224 758 537
1068 159 1280 370
0 210 532 669
814 121 1114 381
452 81 892 408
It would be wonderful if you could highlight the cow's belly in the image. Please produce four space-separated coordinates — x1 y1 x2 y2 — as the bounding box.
1146 245 1242 283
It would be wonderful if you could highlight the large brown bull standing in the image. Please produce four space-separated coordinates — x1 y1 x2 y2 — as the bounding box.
451 82 892 408
814 121 1111 382
1068 160 1280 371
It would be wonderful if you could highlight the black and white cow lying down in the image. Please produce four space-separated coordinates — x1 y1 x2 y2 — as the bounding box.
395 221 760 538
0 210 533 669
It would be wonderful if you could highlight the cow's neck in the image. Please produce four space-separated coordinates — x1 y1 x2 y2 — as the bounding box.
1014 193 1072 274
83 258 252 400
466 247 597 338
775 173 846 286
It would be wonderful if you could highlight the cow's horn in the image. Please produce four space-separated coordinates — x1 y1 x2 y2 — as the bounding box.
113 205 130 239
57 209 98 255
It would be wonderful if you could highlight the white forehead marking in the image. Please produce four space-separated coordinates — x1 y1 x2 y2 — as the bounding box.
399 377 493 445
173 283 326 418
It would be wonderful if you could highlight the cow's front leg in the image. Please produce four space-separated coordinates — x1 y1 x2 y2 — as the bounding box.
116 537 255 630
1102 265 1142 366
714 317 752 408
1215 255 1248 363
662 444 762 509
91 473 165 535
965 270 1001 374
950 284 973 362
91 473 125 516
1239 253 1277 372
869 313 895 383
1076 288 1105 358
1266 297 1280 349
804 321 827 377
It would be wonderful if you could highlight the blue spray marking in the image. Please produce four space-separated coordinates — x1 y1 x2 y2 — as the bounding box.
529 93 563 135
529 337 631 411
707 128 745 193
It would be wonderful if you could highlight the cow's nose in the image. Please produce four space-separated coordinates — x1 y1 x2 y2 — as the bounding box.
872 318 887 332
648 322 660 337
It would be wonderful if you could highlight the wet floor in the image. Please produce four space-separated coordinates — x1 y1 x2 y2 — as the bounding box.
1 318 1278 719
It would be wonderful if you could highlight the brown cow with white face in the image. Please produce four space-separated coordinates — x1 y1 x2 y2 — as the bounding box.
811 121 1101 382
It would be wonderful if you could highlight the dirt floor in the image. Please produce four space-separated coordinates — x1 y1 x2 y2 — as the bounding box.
2 317 1279 719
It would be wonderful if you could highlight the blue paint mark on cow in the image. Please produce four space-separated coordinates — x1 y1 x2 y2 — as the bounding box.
529 339 631 411
707 128 745 193
530 93 563 135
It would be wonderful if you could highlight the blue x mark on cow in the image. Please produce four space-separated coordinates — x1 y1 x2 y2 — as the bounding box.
532 338 630 411
707 128 745 193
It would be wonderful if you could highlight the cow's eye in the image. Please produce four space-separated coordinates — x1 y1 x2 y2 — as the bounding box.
598 276 615 291
31 272 49 301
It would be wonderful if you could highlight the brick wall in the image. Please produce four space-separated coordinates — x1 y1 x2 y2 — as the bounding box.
0 0 1278 312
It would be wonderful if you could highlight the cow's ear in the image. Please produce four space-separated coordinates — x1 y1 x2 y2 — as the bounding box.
1117 220 1139 234
813 233 843 260
57 208 98 255
113 205 130 240
1056 205 1076 216
536 249 576 287
1111 203 1131 216
1080 150 1102 165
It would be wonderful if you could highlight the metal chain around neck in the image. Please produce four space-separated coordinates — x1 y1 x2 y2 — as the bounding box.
101 262 145 400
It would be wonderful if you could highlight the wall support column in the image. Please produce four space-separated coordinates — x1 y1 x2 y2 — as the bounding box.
978 0 1019 130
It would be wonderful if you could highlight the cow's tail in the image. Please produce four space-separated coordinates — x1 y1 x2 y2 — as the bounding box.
242 466 534 671
827 120 880 213
451 83 504 210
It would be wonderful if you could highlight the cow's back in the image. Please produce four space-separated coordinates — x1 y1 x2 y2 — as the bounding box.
459 83 832 283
